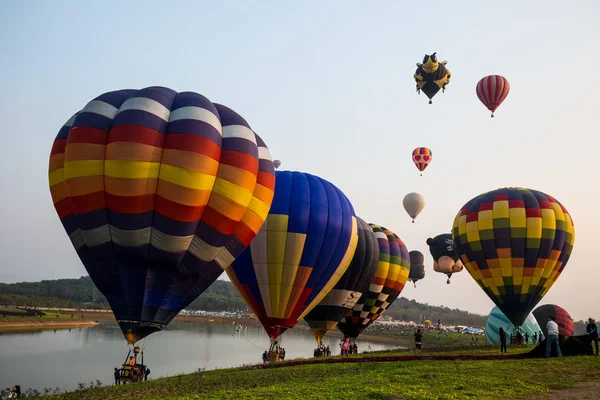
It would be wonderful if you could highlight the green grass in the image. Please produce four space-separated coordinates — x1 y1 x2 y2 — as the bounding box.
43 351 600 400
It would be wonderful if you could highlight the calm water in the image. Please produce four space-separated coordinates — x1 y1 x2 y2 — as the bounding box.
0 320 399 392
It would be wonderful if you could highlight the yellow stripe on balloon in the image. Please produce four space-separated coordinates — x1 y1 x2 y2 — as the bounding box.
158 164 215 190
526 217 542 240
212 178 253 207
49 168 65 187
266 214 288 318
278 232 306 318
247 196 271 221
105 160 160 179
64 160 104 180
493 200 510 218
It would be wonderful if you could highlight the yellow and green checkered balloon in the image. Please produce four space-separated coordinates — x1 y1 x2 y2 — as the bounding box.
452 187 575 327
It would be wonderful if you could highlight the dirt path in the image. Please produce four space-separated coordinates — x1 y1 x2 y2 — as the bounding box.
523 379 600 399
0 320 98 331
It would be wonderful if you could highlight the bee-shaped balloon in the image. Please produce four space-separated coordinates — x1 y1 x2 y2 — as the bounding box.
414 52 451 104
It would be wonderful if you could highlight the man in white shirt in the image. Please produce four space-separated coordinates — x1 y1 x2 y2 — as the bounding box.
545 316 563 358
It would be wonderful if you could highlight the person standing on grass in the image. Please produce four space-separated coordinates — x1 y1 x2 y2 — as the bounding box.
499 327 507 353
414 328 423 354
525 332 530 344
586 318 599 355
545 316 562 358
114 368 121 385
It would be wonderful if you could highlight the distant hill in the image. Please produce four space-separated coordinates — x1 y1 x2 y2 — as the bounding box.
0 276 488 326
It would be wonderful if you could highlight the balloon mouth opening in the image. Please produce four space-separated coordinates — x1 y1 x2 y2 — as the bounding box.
123 326 163 345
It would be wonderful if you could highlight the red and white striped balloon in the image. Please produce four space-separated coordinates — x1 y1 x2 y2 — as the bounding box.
476 75 510 118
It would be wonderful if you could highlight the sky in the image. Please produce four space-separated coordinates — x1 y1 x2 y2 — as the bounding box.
1 1 598 321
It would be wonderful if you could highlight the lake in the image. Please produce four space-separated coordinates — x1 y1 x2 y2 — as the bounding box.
0 320 400 393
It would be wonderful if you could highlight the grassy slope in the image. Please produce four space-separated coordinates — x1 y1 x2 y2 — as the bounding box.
45 348 599 400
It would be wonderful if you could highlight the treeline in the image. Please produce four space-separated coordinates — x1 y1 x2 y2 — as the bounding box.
0 276 487 324
387 297 487 327
0 276 248 312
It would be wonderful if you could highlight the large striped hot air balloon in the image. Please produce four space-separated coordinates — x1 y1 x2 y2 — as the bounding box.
476 75 510 117
304 216 379 344
452 187 575 328
48 87 275 344
226 171 358 341
337 225 410 339
412 147 432 176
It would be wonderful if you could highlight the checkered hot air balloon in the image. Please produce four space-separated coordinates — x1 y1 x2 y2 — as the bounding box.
452 187 575 328
476 75 510 118
304 216 380 344
227 171 359 341
48 87 275 345
337 225 410 339
412 147 432 176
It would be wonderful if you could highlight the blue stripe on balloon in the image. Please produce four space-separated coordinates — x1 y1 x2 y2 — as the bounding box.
73 112 114 132
153 213 199 236
214 103 251 128
166 119 222 142
112 110 169 133
269 171 292 216
299 174 328 267
222 137 259 157
288 172 310 234
108 210 153 230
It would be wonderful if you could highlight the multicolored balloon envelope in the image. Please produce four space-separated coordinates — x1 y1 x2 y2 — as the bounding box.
485 305 540 345
412 147 432 175
452 187 575 327
304 217 379 344
226 171 358 341
48 87 275 344
476 75 510 117
533 304 574 337
337 225 410 339
408 250 425 287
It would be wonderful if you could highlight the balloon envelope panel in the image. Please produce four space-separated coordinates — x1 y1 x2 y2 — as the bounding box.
227 170 358 340
485 306 540 344
452 187 575 327
533 304 575 337
337 225 410 338
48 87 275 344
304 216 379 341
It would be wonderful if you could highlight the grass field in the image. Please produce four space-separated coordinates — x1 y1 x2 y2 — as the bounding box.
41 347 599 400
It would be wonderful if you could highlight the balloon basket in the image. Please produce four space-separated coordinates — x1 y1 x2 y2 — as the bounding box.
428 100 432 104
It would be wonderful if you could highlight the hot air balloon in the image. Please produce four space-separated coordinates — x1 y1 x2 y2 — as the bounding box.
412 147 432 176
485 305 540 345
304 217 379 344
533 304 574 337
337 225 410 339
408 250 425 287
273 160 281 169
48 87 275 345
452 187 575 328
226 170 359 342
476 75 510 117
414 52 451 104
403 192 425 223
426 234 464 284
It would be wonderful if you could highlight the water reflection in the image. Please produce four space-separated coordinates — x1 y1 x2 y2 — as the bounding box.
0 320 400 392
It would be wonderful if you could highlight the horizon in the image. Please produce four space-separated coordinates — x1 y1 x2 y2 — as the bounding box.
1 1 598 322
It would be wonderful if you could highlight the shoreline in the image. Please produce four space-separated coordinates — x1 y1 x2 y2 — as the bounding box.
0 320 98 332
0 310 410 346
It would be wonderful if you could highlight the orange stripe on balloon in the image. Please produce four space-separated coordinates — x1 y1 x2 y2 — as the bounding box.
160 149 220 175
106 142 163 162
156 180 211 207
49 154 65 171
64 143 106 161
154 195 206 222
65 176 104 197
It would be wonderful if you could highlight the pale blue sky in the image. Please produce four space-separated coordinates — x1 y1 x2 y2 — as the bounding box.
1 1 598 320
